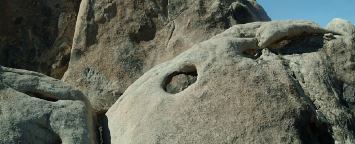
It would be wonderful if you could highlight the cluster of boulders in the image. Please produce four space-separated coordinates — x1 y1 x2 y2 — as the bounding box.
0 0 354 143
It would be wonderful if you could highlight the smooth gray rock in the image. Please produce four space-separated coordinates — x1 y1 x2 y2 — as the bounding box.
0 66 96 144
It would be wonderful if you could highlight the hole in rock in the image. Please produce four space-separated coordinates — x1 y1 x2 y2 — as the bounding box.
24 91 59 102
163 65 198 94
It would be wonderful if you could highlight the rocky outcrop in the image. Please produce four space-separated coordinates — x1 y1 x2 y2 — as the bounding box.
62 0 271 112
0 0 354 143
0 0 80 78
0 66 96 144
106 20 355 143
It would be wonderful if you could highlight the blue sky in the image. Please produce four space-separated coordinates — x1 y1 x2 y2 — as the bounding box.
257 0 355 27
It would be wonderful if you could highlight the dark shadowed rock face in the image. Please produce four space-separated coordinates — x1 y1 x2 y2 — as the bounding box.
0 0 80 78
63 0 270 112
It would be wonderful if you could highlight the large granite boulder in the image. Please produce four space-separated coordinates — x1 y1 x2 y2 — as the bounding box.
0 0 80 78
63 0 271 112
106 20 355 143
0 66 96 144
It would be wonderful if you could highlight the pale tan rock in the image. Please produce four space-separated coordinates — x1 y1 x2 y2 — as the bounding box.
106 20 355 143
274 19 355 141
106 39 306 143
63 0 270 113
326 18 355 35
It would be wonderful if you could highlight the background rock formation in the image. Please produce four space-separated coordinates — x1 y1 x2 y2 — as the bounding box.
106 20 355 143
0 0 80 78
63 0 270 113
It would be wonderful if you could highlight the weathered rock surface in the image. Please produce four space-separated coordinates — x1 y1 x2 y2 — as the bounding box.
0 0 80 78
0 66 96 144
63 0 270 112
1 0 353 142
106 20 355 143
